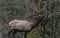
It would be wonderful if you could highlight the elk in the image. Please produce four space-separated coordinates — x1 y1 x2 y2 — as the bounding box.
8 15 43 38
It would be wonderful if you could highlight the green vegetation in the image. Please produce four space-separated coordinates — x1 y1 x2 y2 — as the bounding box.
0 0 60 38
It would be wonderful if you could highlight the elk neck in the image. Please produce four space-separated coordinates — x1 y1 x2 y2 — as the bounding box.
31 16 43 27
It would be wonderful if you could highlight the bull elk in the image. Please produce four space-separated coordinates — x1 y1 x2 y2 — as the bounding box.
8 15 43 38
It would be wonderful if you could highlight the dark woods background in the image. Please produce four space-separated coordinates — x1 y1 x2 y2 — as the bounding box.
0 0 60 38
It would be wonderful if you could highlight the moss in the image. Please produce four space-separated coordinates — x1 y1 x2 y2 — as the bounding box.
27 25 41 38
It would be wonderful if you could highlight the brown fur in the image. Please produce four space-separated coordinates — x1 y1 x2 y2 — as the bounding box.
9 16 43 31
9 20 33 31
